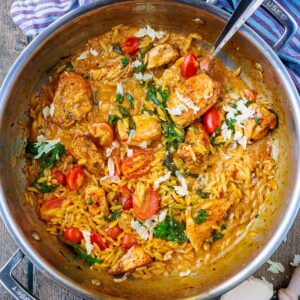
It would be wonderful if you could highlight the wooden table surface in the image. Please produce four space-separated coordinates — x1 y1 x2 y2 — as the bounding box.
0 1 299 299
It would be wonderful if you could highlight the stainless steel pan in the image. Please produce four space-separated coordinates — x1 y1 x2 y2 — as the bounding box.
0 1 299 299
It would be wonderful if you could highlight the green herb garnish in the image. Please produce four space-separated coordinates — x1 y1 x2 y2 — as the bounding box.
112 43 124 55
226 118 237 132
255 116 261 125
193 209 208 224
117 105 130 117
220 224 227 231
245 100 252 107
105 209 121 222
125 92 134 108
153 216 187 243
197 189 210 199
108 114 121 127
212 230 224 241
121 57 128 67
116 93 124 104
88 198 94 205
32 179 57 193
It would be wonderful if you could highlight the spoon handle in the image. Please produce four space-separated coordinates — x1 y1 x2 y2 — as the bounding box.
212 0 264 57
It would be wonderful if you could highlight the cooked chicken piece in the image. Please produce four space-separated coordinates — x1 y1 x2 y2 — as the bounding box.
52 72 92 128
146 44 179 69
117 115 162 146
109 246 152 275
89 56 133 84
68 135 105 176
186 198 232 251
177 123 210 166
84 185 108 216
156 68 181 89
244 103 277 143
167 73 220 127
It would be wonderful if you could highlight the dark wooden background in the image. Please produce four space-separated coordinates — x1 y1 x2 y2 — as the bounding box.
0 1 299 299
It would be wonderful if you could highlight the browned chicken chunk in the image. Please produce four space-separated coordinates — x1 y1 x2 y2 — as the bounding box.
245 103 277 143
84 185 108 216
167 73 220 127
68 135 105 176
109 246 152 275
117 115 162 146
177 123 210 166
186 198 232 251
52 72 92 128
146 43 179 69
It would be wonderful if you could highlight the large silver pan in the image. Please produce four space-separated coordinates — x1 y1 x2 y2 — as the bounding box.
0 1 299 299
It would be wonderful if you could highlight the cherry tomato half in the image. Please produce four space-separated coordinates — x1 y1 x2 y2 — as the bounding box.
66 166 86 191
40 197 65 222
133 184 160 220
52 171 66 186
91 233 109 250
122 37 139 56
90 122 114 147
121 149 154 179
104 225 122 240
121 234 137 249
63 227 83 243
121 196 133 210
203 107 221 135
180 53 198 79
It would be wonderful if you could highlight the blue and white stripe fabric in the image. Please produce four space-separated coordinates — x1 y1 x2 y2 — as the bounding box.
10 0 300 92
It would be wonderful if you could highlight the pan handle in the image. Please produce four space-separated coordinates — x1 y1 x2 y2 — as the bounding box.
0 249 37 300
261 0 298 54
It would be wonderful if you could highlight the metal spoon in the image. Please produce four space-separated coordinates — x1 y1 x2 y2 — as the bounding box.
212 0 264 57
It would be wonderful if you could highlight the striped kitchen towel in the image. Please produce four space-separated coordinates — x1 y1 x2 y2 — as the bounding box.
10 0 300 92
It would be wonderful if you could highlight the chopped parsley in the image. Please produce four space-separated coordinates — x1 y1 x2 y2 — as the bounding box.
212 230 224 241
153 216 187 243
141 105 154 115
121 57 128 67
105 209 121 222
108 114 121 127
193 209 208 224
245 100 252 107
117 105 130 117
220 224 227 231
116 93 124 104
197 189 210 199
255 116 261 125
88 198 94 205
125 92 134 108
226 118 237 132
112 43 124 55
230 102 237 109
32 179 57 193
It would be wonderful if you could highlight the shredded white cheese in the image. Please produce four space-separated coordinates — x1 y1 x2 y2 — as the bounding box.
166 104 188 116
138 141 147 149
179 269 191 277
113 273 128 283
134 72 153 81
266 259 285 274
82 230 94 255
132 60 142 67
176 91 199 114
173 171 189 196
90 48 99 56
175 171 188 189
116 82 124 95
135 25 165 41
76 50 89 60
49 103 55 117
107 158 115 177
34 139 60 159
272 140 279 160
42 104 55 119
158 209 168 222
112 141 120 148
131 220 149 240
154 171 171 189
290 254 300 267
127 148 133 157
105 147 113 157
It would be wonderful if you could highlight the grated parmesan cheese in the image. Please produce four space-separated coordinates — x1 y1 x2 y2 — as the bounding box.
174 186 189 196
106 147 113 157
175 171 188 189
34 139 60 159
107 158 115 177
112 141 120 148
138 141 147 149
290 254 300 267
90 48 99 56
131 220 149 240
42 106 50 119
113 273 128 283
154 171 171 189
82 230 94 255
49 103 55 117
158 209 168 222
127 148 133 157
132 60 142 67
166 104 188 116
116 82 124 95
134 72 153 81
175 91 199 114
173 171 188 196
266 259 285 274
135 25 165 41
76 50 89 60
179 269 191 277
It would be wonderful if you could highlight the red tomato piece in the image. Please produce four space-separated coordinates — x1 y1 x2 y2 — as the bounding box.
133 185 160 220
52 171 66 186
122 37 139 56
121 149 154 179
40 197 65 222
203 107 221 135
120 185 132 196
121 196 133 210
121 234 137 249
63 227 83 243
90 233 109 250
90 122 114 147
104 225 122 240
180 53 198 79
66 166 86 191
